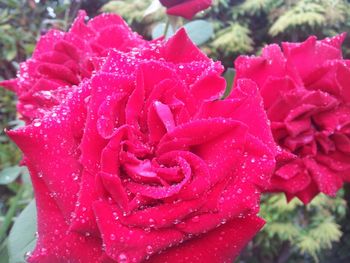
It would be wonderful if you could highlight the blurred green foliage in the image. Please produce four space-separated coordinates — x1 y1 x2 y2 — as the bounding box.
100 0 350 67
0 1 74 261
0 0 70 80
101 0 166 37
238 193 347 263
207 0 350 66
0 1 349 262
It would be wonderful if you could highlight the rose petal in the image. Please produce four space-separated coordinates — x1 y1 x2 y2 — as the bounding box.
147 215 265 263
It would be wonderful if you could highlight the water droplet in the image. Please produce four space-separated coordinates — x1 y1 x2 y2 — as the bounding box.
110 234 116 241
118 253 128 263
146 245 153 255
72 173 79 181
113 212 119 220
149 218 155 227
219 196 225 204
25 251 32 259
191 216 200 223
33 121 41 127
173 219 181 225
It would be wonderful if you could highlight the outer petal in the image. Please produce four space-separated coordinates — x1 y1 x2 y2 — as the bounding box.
282 35 344 81
24 160 103 263
229 78 276 152
161 28 212 63
7 83 89 221
234 44 302 90
147 215 265 263
93 201 184 263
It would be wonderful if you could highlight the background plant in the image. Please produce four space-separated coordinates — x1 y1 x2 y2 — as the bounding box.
0 1 349 262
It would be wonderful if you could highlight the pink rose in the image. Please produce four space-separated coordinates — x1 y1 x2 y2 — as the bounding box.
9 27 276 262
159 0 212 19
0 10 146 123
234 34 350 204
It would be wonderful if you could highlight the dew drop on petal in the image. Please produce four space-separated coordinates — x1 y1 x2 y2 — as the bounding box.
33 121 41 127
113 212 119 220
146 245 153 255
25 251 32 260
118 253 128 263
191 216 200 223
149 218 155 227
218 196 225 204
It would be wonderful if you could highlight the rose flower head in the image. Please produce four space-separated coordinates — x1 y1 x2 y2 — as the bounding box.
159 0 212 19
8 17 276 263
0 10 147 123
234 34 350 204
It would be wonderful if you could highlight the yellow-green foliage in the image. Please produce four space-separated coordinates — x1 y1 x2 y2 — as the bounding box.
211 23 254 55
269 0 326 36
297 220 342 261
269 0 350 36
267 222 299 240
238 0 281 15
257 193 346 262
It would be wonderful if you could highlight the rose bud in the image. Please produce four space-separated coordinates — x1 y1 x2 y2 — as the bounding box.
159 0 212 19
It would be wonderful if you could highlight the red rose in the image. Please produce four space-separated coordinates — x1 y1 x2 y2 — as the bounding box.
0 10 146 123
9 28 276 262
159 0 212 19
234 34 350 204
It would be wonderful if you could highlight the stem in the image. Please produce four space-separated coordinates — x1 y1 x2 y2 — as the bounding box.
163 20 170 38
0 186 25 242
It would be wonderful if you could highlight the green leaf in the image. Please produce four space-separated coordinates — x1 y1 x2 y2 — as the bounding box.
152 23 175 39
0 166 22 185
222 68 236 99
20 167 31 186
8 119 25 130
8 200 37 263
0 240 9 263
183 20 213 45
5 48 16 61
